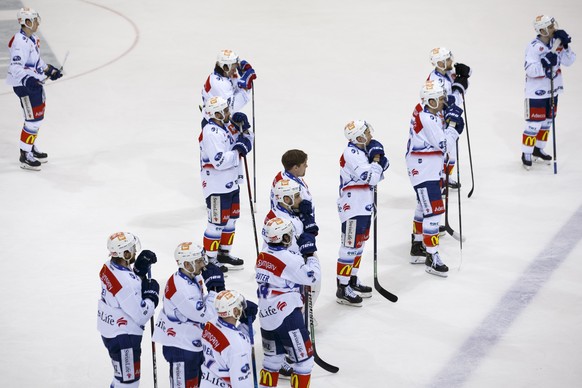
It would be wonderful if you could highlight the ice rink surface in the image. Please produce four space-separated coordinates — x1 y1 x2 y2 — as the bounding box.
1 0 581 387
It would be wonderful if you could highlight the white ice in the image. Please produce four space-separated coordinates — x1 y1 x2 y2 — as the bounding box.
0 0 581 387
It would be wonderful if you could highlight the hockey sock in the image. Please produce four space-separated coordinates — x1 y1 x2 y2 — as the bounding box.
290 373 311 388
522 121 542 154
219 218 237 252
423 215 440 254
258 369 279 387
203 223 224 261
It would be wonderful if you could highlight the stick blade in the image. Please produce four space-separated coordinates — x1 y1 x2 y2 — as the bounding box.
314 352 339 373
374 279 398 302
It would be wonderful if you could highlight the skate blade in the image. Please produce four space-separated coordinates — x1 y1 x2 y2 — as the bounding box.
20 163 41 171
36 158 48 164
409 256 426 264
533 157 551 165
425 266 448 278
522 164 531 171
357 292 372 298
336 298 363 307
220 265 244 271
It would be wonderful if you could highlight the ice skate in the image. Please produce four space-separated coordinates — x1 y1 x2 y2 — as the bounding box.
425 252 449 278
32 145 48 163
447 176 461 190
521 153 532 170
410 235 427 264
439 225 447 236
217 250 244 270
279 358 294 380
533 147 552 164
349 275 372 298
19 150 41 171
336 283 363 307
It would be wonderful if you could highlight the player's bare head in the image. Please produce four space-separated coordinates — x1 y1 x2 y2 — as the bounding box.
262 217 294 247
430 47 454 72
533 15 558 37
175 242 207 276
107 232 141 263
281 149 308 175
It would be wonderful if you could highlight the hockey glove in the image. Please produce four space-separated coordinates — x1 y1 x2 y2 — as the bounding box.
239 59 253 72
202 263 226 292
445 105 464 135
452 75 469 94
378 155 390 171
45 64 63 81
141 278 160 307
237 68 256 89
541 52 558 69
298 200 313 218
554 30 571 49
233 135 252 156
134 249 157 278
241 300 258 325
454 63 472 78
366 139 385 163
232 112 251 132
23 76 41 91
298 232 317 255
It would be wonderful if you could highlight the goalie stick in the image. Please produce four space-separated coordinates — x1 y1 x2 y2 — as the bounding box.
373 188 398 302
304 286 339 373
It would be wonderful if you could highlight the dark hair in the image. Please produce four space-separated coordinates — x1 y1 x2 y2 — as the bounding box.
281 149 307 171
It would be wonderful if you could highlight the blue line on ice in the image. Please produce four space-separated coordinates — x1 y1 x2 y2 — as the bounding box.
430 204 582 388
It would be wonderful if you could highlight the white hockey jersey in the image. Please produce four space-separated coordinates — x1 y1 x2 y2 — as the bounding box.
152 271 217 352
405 104 459 186
427 70 465 106
201 71 251 120
269 171 313 211
524 37 576 99
6 30 47 87
255 246 320 331
263 205 305 255
337 143 385 223
199 119 245 198
200 318 253 388
97 260 156 338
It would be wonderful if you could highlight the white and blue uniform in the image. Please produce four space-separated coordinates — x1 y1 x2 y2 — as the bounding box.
269 171 313 211
202 71 251 121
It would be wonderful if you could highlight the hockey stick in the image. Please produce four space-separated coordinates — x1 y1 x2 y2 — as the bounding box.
455 141 463 249
59 50 70 71
243 156 260 256
550 70 558 174
246 316 259 388
304 286 339 373
373 187 398 302
461 92 475 198
444 163 466 243
251 86 257 212
147 269 158 388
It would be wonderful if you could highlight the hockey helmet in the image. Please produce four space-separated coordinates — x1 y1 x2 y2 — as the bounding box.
214 290 246 320
344 120 373 144
533 15 558 36
429 47 453 70
174 242 208 273
217 49 239 69
17 7 41 27
107 232 141 258
273 179 301 207
420 80 446 109
262 217 295 245
205 96 229 118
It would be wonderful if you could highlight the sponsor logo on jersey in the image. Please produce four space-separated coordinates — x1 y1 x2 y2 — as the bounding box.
116 317 128 327
411 168 419 176
12 56 21 61
241 363 250 373
535 90 546 96
342 203 350 212
167 328 176 337
276 301 287 311
214 152 223 161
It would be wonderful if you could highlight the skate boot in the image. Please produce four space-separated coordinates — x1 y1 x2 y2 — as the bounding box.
533 147 552 164
217 250 244 270
32 145 48 163
439 225 447 236
410 235 427 264
447 177 461 190
425 252 449 278
521 153 532 170
336 281 363 307
19 150 41 171
279 358 294 380
349 275 372 298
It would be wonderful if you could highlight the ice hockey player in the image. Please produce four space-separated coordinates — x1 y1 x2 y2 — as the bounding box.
201 49 256 124
521 15 576 170
199 96 254 272
426 47 472 189
152 242 225 388
97 232 160 388
6 7 63 171
199 290 258 388
269 149 313 210
255 217 320 388
406 81 464 277
336 120 389 306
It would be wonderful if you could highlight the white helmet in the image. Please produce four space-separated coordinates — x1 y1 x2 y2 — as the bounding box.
217 49 239 68
174 242 207 272
17 7 41 27
429 47 453 70
420 80 446 109
273 179 301 206
214 290 246 320
205 96 229 118
107 232 141 258
344 120 373 144
533 15 557 36
262 217 294 245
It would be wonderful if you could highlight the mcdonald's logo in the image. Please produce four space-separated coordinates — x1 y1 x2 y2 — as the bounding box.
430 235 439 247
338 264 352 276
539 130 549 141
353 256 362 268
291 374 299 388
523 136 536 147
226 233 234 246
25 134 36 144
259 370 274 386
